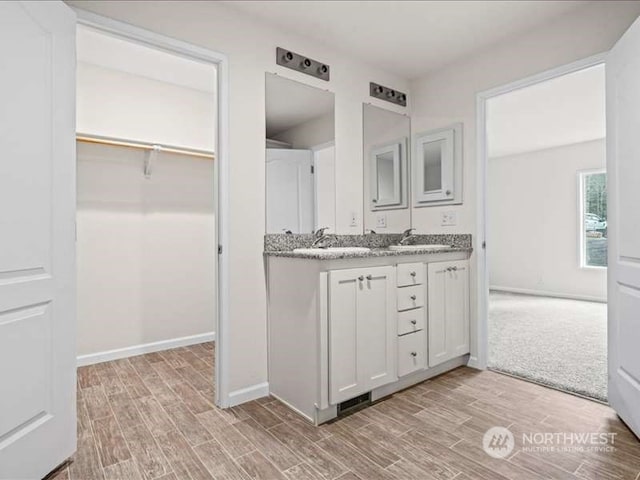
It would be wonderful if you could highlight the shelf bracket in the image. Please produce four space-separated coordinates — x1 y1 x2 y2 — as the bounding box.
144 145 162 178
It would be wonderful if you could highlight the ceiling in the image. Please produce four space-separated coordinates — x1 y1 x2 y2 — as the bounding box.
77 25 216 93
487 64 605 158
266 74 334 137
224 1 587 80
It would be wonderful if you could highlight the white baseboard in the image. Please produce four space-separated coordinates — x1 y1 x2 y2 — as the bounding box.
77 332 216 367
490 286 607 304
227 382 269 407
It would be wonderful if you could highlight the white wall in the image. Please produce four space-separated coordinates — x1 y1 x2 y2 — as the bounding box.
68 0 410 397
77 62 216 151
77 143 215 356
489 140 606 301
409 1 640 363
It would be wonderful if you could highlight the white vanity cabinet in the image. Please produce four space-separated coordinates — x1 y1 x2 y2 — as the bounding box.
266 250 471 425
428 260 470 367
328 266 396 404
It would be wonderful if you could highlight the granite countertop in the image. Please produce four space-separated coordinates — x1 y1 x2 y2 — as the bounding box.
263 233 473 260
264 245 472 260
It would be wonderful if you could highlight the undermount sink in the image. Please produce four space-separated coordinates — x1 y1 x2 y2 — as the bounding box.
293 247 371 255
387 244 452 251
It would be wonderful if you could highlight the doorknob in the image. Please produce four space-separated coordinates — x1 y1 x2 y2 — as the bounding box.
410 295 417 300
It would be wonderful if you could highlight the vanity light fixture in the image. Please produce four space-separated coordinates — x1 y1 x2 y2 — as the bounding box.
370 82 407 107
276 47 330 81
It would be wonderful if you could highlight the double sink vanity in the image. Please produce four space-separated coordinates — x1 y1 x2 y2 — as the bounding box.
265 233 472 425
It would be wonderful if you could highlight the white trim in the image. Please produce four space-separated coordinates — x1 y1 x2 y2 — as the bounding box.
490 286 607 304
73 9 231 407
77 332 216 367
227 382 270 407
475 52 608 372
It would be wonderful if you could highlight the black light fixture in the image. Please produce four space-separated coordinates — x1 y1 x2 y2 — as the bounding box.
276 47 330 81
370 82 407 107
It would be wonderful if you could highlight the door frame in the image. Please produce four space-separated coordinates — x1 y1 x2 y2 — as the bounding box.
473 52 607 369
73 8 232 407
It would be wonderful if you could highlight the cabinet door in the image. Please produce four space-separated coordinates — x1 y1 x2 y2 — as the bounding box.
359 266 397 391
427 262 449 366
328 268 361 404
328 266 396 404
447 260 470 358
427 260 470 367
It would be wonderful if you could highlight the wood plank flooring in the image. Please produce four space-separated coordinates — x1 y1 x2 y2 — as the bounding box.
48 343 640 480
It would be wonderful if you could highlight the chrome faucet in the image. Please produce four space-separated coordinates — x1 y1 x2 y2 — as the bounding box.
398 228 416 245
312 227 331 248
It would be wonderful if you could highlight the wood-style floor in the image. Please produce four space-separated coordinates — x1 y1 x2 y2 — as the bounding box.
49 343 640 480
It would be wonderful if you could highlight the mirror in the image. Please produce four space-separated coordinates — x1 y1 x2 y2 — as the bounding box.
265 74 335 234
414 124 462 205
363 104 410 232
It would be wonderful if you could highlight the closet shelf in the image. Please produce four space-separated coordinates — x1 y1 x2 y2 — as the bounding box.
76 133 215 160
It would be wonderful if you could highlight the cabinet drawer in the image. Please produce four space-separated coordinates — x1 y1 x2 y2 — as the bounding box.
397 285 424 311
397 262 424 287
398 308 425 336
398 331 426 377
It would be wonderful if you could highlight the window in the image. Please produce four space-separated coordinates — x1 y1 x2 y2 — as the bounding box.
579 170 607 268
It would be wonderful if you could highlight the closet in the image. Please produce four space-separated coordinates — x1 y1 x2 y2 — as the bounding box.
75 26 217 361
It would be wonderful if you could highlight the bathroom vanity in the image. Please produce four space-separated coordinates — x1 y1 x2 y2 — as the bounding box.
265 234 472 425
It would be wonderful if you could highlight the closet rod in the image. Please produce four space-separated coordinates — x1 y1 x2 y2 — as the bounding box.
76 133 215 160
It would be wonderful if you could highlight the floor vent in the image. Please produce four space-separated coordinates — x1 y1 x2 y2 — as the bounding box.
337 392 371 416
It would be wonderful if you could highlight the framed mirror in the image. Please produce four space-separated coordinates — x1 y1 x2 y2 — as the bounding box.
265 74 335 234
363 104 410 232
414 123 462 206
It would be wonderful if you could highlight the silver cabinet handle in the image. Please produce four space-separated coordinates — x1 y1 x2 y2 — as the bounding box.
410 320 417 325
410 271 416 277
446 190 452 196
452 266 458 271
366 274 373 280
410 295 417 300
358 275 364 281
410 352 417 357
446 267 451 272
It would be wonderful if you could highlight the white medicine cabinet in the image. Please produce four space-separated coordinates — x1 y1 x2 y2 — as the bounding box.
414 123 463 206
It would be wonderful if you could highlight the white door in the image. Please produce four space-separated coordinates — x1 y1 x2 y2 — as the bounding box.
428 260 470 367
266 149 314 234
329 268 362 403
428 262 449 366
447 260 470 358
328 266 396 404
0 2 77 479
359 266 397 391
607 15 640 438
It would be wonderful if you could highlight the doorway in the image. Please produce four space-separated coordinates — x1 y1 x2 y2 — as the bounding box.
478 57 608 402
74 11 229 407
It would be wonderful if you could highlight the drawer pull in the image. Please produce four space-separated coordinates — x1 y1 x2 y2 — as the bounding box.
410 295 417 300
358 275 364 281
410 351 418 357
410 271 417 277
410 319 417 325
366 274 373 280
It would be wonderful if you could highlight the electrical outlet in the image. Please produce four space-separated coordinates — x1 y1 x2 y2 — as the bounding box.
441 211 457 226
376 214 387 228
350 211 358 227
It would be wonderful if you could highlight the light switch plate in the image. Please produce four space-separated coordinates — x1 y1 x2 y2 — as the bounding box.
376 214 387 228
441 211 457 226
350 211 358 227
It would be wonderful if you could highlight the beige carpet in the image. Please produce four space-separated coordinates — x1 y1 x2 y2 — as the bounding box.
488 291 607 402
